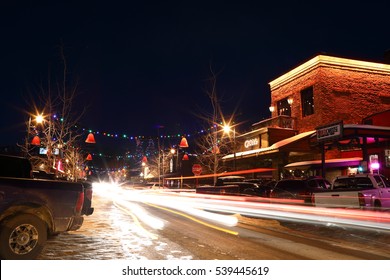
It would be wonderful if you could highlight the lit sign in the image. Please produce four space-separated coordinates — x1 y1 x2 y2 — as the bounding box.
244 138 259 149
316 121 343 142
39 148 60 155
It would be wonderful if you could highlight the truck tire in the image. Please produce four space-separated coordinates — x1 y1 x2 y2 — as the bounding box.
0 214 47 260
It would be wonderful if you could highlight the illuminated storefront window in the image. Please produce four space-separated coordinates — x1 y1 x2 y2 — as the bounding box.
277 98 291 116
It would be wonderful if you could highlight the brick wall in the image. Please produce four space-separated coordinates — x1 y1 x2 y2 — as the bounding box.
271 65 390 133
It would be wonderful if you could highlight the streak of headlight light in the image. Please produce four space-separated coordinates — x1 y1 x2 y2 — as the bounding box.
181 198 390 231
92 181 121 198
136 194 238 227
114 199 165 230
113 200 158 240
139 192 390 231
121 190 390 231
92 181 141 202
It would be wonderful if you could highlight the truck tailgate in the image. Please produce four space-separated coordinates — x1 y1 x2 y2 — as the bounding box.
313 190 362 208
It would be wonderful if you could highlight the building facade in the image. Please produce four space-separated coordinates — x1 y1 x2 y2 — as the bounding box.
223 54 390 181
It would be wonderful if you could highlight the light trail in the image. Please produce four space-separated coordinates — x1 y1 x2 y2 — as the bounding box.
145 202 239 235
92 181 238 234
139 189 390 232
91 181 390 233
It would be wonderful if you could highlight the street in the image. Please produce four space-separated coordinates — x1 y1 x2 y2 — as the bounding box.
37 182 390 260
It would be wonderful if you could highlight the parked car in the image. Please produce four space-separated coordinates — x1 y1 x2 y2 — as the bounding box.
196 176 271 197
270 176 331 205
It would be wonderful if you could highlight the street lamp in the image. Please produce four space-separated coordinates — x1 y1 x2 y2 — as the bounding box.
35 114 44 124
141 156 148 182
170 148 177 172
223 124 237 171
26 113 44 155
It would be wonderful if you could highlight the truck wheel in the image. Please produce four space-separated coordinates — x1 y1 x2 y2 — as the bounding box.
0 214 47 260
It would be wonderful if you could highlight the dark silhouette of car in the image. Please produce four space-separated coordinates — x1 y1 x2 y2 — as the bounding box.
197 176 272 197
269 177 331 205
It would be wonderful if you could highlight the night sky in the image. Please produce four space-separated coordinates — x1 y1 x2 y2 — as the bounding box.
1 1 390 148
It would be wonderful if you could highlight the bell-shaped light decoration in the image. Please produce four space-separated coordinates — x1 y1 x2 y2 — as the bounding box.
212 145 220 154
142 156 148 163
179 136 189 148
182 154 189 161
85 133 96 143
86 154 93 161
31 136 41 146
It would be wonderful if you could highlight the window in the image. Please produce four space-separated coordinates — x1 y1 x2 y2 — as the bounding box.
301 86 314 117
277 98 291 116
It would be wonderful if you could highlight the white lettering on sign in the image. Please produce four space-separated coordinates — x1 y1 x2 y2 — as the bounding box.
244 138 259 148
316 122 343 142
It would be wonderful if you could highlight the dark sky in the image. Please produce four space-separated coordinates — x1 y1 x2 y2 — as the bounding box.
1 1 390 147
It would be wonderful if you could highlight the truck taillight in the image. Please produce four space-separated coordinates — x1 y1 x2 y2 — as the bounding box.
75 191 84 214
85 188 93 200
358 193 365 207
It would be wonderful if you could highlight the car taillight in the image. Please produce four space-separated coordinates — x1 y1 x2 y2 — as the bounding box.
75 191 84 214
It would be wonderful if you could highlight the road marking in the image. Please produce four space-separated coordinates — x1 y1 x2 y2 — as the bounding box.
114 200 158 240
145 202 239 236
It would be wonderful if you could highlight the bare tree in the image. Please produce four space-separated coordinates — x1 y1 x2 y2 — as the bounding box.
19 45 87 181
194 66 232 184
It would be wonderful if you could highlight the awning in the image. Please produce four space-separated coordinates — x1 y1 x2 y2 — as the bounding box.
223 130 315 160
284 157 363 169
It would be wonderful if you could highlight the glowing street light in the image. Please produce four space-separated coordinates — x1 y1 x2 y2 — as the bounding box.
223 124 237 171
25 112 45 154
35 114 44 124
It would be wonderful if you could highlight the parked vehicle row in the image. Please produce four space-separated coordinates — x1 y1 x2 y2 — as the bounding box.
269 177 331 204
195 173 390 210
196 176 275 198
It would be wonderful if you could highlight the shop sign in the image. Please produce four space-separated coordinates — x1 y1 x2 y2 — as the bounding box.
316 121 343 142
244 137 259 149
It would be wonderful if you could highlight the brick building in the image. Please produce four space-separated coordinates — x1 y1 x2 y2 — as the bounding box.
223 54 390 181
269 55 390 132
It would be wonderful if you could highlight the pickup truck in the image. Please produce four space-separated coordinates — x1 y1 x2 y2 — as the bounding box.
0 154 94 259
312 173 390 209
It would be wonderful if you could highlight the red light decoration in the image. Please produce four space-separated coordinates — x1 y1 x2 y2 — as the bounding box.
182 154 189 161
142 156 148 163
86 154 93 161
212 145 220 154
179 136 189 148
31 136 41 146
85 133 96 143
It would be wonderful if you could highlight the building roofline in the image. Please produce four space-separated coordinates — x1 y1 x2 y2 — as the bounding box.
269 54 390 90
